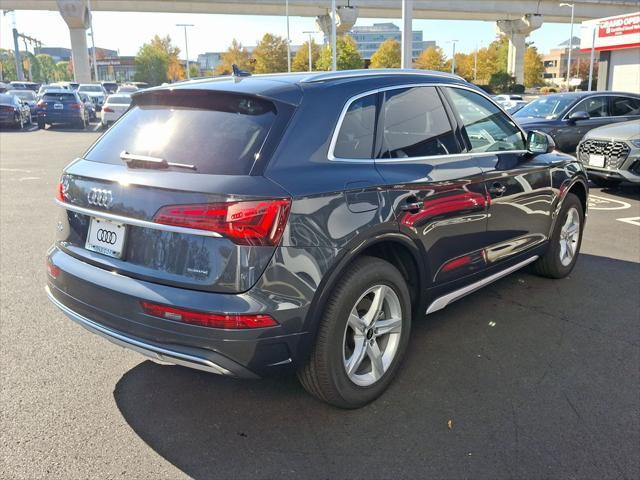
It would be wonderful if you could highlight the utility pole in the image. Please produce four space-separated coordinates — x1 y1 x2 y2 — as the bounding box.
286 0 291 72
449 40 458 74
88 0 99 82
303 31 316 72
560 3 575 91
588 23 598 91
176 23 194 80
331 0 337 71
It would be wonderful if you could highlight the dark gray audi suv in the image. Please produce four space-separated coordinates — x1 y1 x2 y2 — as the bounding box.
46 69 588 408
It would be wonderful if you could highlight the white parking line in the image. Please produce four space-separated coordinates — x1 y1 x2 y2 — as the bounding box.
617 216 640 227
588 195 632 211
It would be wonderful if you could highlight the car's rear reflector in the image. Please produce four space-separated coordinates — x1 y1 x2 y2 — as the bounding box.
153 199 291 246
141 301 278 329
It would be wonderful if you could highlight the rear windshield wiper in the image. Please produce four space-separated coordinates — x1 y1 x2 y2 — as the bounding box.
120 151 197 171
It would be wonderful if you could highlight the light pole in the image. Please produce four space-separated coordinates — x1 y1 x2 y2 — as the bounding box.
331 0 337 71
449 40 458 74
286 0 291 72
87 0 98 81
560 3 575 91
588 23 598 91
176 23 194 80
302 31 317 72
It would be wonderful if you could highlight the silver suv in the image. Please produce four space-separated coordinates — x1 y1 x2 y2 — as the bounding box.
577 119 640 187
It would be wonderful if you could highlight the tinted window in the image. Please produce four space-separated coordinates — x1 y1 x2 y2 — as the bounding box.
43 92 77 102
85 92 277 175
514 94 575 119
106 95 132 105
0 94 16 104
333 94 377 159
381 86 459 158
610 96 640 116
446 87 525 152
78 85 104 93
572 96 608 117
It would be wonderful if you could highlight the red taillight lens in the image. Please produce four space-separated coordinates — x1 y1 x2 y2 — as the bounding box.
102 106 114 113
141 302 278 329
153 199 291 246
46 260 60 279
36 100 47 108
56 180 66 202
0 106 13 112
70 103 82 110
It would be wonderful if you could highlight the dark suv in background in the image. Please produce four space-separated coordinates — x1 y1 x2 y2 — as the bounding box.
47 70 588 408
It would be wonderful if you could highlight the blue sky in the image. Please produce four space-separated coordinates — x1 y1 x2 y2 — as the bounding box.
0 9 573 59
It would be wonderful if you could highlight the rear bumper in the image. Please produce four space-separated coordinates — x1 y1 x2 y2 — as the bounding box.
46 246 314 378
38 111 82 124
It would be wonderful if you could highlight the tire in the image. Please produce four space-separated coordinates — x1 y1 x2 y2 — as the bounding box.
532 192 584 279
76 117 86 130
298 256 412 408
590 177 621 189
37 119 45 129
15 114 23 130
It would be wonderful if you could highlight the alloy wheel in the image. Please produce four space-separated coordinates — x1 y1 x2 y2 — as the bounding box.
559 206 580 267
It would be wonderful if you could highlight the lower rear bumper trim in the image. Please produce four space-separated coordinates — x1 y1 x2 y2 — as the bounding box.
45 285 235 377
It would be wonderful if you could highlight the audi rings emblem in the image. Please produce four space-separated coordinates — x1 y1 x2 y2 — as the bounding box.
87 188 113 208
96 229 117 244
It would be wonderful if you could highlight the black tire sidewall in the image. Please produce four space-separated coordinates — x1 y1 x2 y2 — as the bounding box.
322 258 412 407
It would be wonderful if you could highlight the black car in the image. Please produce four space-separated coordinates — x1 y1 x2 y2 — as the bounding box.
0 93 32 129
46 70 589 408
513 91 640 154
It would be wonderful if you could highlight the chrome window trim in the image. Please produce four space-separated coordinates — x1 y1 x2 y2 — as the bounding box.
560 93 640 121
55 199 223 238
327 82 528 163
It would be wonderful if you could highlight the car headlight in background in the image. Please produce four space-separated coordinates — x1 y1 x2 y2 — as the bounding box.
630 139 640 148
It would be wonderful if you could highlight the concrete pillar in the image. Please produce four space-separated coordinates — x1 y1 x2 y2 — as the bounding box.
401 0 413 69
316 6 358 41
496 14 543 84
57 0 91 83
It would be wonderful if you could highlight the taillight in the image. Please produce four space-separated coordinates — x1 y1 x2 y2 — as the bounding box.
46 259 60 279
141 301 278 329
102 106 114 113
153 199 291 246
56 179 66 202
36 100 47 108
70 103 82 110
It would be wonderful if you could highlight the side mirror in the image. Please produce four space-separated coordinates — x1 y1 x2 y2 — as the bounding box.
527 130 556 154
568 111 590 123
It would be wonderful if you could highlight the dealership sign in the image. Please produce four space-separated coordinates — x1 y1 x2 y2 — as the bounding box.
580 12 640 52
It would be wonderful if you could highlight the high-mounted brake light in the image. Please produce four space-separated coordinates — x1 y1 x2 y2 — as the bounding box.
141 301 278 329
153 199 291 246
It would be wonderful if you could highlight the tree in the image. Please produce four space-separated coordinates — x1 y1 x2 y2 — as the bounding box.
524 45 545 87
292 39 320 72
55 61 72 81
215 39 253 75
415 46 448 71
370 38 401 69
189 63 200 78
0 49 17 81
316 35 363 71
253 33 288 74
134 35 181 86
452 52 475 81
36 54 56 83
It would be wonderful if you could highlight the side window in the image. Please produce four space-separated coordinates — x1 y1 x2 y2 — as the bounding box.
333 93 377 159
380 86 460 158
445 87 525 153
572 96 608 117
610 96 640 117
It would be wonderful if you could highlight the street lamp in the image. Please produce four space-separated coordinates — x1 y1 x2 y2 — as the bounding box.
285 0 291 72
302 31 317 72
176 23 194 80
559 3 575 91
448 40 458 74
87 0 98 82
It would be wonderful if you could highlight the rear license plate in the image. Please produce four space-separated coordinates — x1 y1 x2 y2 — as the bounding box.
54 103 63 110
589 154 605 167
85 217 126 259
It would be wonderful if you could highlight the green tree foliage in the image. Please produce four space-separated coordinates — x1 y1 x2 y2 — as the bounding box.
215 39 254 75
489 71 514 93
415 46 448 71
316 35 364 71
292 39 320 72
0 49 17 81
370 39 401 69
524 45 545 87
36 54 56 83
188 63 200 78
55 61 72 81
253 33 288 73
134 35 181 86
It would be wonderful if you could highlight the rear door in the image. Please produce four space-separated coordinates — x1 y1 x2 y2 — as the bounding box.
373 85 489 285
442 86 554 266
56 89 295 293
559 95 618 153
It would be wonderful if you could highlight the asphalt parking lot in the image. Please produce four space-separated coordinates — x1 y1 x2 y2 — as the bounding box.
1 128 639 480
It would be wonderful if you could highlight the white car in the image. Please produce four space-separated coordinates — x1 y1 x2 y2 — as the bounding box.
77 84 107 110
101 94 132 127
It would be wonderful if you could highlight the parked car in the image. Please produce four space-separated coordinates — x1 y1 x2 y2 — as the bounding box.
130 81 149 89
77 84 106 111
0 93 32 128
36 90 88 129
79 93 97 121
513 91 640 153
100 94 131 127
577 119 640 187
9 81 39 92
116 84 138 93
101 81 119 94
505 100 528 114
46 70 589 408
0 82 9 93
7 89 38 116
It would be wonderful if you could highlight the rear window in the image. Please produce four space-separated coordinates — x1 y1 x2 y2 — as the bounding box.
85 91 278 175
43 92 77 102
106 95 131 104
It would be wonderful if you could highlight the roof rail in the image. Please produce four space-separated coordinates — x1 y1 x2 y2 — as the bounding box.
301 69 465 83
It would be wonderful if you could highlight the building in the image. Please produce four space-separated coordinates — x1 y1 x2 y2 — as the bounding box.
198 52 222 71
96 56 136 83
37 47 71 62
542 37 595 86
580 11 640 92
348 22 434 62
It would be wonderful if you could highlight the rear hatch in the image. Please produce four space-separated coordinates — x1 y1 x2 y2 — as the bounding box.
55 89 295 293
102 95 131 117
39 92 81 118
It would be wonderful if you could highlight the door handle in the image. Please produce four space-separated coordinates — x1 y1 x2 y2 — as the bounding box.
400 200 424 212
489 182 507 196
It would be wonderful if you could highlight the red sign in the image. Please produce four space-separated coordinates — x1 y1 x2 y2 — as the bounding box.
599 13 640 38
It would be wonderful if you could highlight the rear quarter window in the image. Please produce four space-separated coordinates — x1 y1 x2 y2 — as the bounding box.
85 91 279 175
